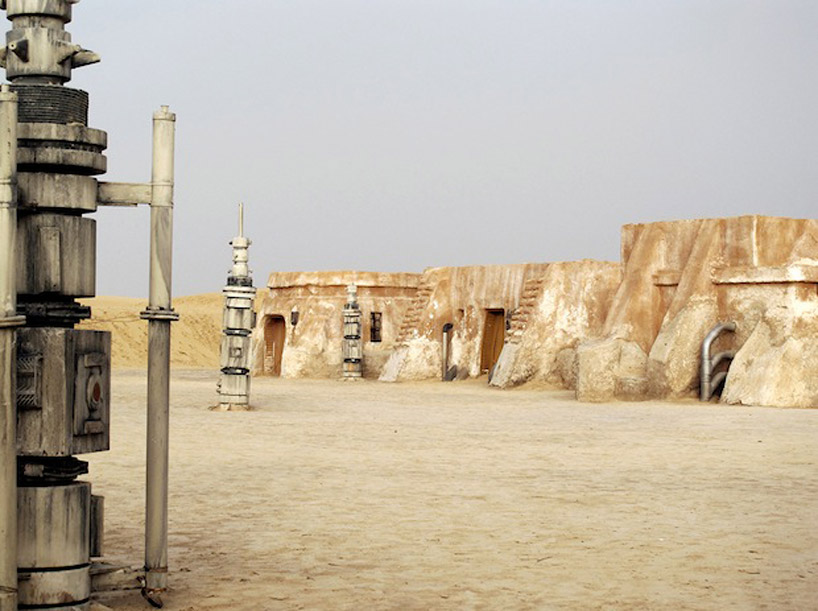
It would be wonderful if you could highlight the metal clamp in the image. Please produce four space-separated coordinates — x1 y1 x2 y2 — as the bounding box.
139 308 179 323
0 314 24 328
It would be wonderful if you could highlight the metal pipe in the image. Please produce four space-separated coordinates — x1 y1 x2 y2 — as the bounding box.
148 106 175 310
700 321 736 401
442 323 453 381
709 370 729 396
711 350 736 371
0 84 21 611
141 105 177 606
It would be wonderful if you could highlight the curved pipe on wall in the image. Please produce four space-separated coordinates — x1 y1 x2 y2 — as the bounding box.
442 323 453 381
700 322 736 401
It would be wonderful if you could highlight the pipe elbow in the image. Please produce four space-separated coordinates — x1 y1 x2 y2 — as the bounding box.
704 321 737 346
711 350 736 370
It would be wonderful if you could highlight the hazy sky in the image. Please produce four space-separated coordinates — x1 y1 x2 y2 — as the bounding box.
62 0 818 297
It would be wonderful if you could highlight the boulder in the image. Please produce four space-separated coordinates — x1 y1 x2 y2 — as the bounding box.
723 303 818 408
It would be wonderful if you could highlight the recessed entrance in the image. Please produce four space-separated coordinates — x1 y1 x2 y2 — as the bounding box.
263 315 286 376
480 309 505 375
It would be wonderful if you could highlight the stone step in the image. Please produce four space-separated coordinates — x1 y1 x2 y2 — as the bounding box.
503 276 546 339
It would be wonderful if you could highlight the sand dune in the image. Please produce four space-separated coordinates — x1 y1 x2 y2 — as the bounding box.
80 294 224 370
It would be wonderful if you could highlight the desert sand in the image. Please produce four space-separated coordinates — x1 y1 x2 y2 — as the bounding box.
86 370 817 610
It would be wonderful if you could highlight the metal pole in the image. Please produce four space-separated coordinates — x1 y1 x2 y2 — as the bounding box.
441 329 449 380
441 323 453 381
0 84 22 611
141 105 177 605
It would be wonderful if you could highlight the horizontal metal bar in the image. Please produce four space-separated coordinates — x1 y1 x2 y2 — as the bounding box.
97 181 151 207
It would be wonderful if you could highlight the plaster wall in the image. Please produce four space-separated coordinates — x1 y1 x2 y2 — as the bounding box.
380 264 549 381
251 271 419 379
577 215 818 407
489 260 621 389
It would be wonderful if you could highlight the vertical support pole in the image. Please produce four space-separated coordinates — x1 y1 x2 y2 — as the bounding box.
441 328 449 381
0 84 21 611
141 105 178 604
149 106 175 311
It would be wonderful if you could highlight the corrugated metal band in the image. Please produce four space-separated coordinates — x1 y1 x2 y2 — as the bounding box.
10 85 89 125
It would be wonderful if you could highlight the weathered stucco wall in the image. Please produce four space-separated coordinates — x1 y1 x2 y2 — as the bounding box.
576 215 818 407
247 216 818 408
379 264 549 382
489 260 622 389
251 271 420 379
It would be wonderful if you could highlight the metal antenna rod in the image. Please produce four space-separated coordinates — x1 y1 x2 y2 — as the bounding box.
238 202 244 237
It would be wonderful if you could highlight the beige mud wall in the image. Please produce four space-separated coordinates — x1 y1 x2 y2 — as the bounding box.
576 219 702 402
252 271 420 379
80 293 223 369
380 264 550 382
489 260 621 389
576 215 818 407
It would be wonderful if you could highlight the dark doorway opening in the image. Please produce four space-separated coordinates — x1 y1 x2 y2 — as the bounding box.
263 315 286 376
480 309 505 375
370 311 382 342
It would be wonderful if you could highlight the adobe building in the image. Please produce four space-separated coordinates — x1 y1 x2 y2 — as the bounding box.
251 271 420 379
575 215 818 407
250 215 818 409
380 264 551 382
379 262 622 385
488 260 622 388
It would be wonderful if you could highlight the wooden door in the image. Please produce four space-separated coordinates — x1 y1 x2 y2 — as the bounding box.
263 315 286 376
480 309 505 374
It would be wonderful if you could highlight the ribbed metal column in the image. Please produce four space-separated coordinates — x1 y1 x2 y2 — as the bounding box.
217 203 256 410
342 284 363 378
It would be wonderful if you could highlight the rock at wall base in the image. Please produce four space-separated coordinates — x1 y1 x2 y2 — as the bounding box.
647 299 718 400
576 337 647 402
379 346 407 382
723 304 818 408
488 343 520 388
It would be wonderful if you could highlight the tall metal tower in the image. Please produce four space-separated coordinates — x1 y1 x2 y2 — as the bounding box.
0 2 177 609
217 203 256 410
342 284 363 378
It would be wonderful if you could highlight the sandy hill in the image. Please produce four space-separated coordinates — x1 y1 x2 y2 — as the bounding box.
80 293 224 369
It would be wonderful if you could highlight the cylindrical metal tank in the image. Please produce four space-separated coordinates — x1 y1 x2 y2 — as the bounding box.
17 482 91 610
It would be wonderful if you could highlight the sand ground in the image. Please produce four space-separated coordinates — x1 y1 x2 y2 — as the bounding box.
88 370 817 611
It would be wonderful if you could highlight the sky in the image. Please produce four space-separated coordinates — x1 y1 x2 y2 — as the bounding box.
61 0 818 297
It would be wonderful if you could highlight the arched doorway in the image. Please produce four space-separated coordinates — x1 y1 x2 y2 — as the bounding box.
263 315 286 376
